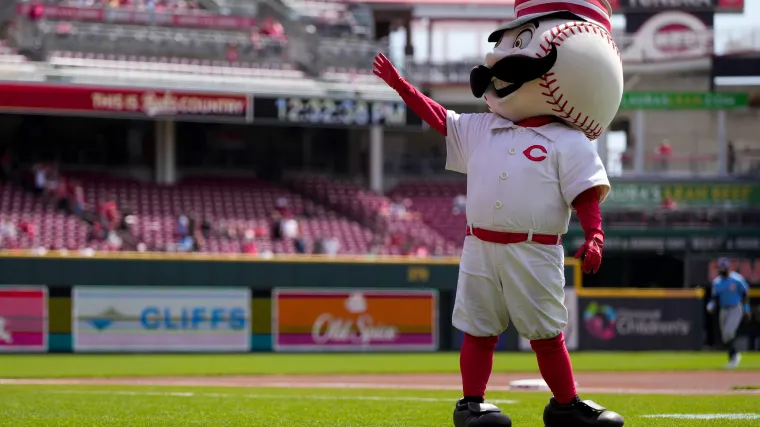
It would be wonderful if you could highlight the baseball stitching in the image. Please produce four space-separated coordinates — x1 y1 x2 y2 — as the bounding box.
536 22 621 140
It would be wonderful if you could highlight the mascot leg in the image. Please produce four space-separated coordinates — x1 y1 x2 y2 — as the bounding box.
531 333 624 427
453 334 512 427
451 240 512 427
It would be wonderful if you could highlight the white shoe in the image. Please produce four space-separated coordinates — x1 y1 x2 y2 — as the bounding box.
725 353 742 369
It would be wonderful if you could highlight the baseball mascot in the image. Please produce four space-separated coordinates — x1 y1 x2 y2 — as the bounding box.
373 1 624 426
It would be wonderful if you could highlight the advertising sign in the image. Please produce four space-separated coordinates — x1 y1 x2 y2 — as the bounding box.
614 0 743 13
0 286 47 353
272 289 438 351
253 96 423 128
620 92 748 110
605 181 760 207
620 11 714 62
570 233 760 253
73 287 251 352
579 297 703 350
16 4 259 30
518 288 579 351
0 83 251 122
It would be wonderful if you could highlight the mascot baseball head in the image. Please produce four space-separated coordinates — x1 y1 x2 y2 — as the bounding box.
470 0 623 140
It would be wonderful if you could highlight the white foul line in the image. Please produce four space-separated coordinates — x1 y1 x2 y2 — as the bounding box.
642 414 760 420
40 389 518 405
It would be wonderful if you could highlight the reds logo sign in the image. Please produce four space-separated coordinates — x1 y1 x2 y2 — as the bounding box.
523 145 548 162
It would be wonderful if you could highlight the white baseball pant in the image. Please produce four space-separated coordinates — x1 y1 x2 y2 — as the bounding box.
452 235 568 341
719 304 744 343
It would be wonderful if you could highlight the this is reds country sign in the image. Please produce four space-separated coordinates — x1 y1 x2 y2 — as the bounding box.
0 82 250 121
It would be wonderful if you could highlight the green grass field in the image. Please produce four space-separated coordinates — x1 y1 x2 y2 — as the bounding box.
0 352 759 378
0 384 758 427
1 353 758 426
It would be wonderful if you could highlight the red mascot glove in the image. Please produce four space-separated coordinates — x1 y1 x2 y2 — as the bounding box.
373 53 404 91
572 188 604 274
372 53 448 136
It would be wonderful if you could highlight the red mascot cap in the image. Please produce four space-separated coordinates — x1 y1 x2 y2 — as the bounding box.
488 0 613 42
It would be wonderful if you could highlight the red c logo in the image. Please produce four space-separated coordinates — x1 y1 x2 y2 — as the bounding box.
523 145 547 162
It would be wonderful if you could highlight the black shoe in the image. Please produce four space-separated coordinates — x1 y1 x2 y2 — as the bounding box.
453 399 512 427
543 397 623 427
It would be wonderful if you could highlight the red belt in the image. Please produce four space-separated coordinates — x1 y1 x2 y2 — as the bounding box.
466 226 561 245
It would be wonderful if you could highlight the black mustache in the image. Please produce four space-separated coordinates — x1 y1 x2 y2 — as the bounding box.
469 44 558 99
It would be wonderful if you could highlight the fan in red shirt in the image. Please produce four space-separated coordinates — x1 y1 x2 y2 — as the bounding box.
18 218 36 238
99 197 120 230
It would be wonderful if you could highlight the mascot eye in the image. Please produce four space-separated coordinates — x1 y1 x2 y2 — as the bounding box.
513 28 533 49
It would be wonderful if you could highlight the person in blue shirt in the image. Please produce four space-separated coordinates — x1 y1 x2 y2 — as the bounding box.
707 258 751 368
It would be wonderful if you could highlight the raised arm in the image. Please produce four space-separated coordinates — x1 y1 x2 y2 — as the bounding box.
373 53 447 136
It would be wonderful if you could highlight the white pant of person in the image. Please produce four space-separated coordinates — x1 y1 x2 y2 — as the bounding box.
452 235 568 340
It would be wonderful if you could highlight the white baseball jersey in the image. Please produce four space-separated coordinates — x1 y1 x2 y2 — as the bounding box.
445 111 610 235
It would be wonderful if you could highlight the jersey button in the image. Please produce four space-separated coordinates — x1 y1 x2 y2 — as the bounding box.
516 127 527 134
500 172 508 179
494 201 503 208
509 148 516 155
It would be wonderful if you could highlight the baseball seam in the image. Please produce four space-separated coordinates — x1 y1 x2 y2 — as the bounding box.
537 22 621 140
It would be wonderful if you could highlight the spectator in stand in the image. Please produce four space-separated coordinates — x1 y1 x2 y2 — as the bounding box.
68 180 86 215
412 245 430 258
176 234 194 252
31 163 47 196
323 236 340 256
312 237 325 255
728 140 736 175
280 213 299 240
275 196 290 216
18 217 36 239
662 197 677 211
99 194 120 230
218 219 239 240
226 44 239 63
42 164 60 203
201 216 212 239
0 217 18 242
87 221 107 244
187 213 203 251
242 229 257 254
270 211 283 241
657 139 672 172
106 230 123 251
389 196 407 219
378 200 391 217
192 228 204 252
452 194 466 215
260 17 286 40
177 214 189 237
54 175 69 211
294 238 307 254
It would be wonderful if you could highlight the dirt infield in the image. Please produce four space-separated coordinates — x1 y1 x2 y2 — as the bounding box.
3 371 760 395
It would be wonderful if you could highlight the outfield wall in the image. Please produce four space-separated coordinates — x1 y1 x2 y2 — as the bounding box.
0 253 740 354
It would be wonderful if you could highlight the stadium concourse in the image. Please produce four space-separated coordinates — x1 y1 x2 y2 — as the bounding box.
7 0 378 79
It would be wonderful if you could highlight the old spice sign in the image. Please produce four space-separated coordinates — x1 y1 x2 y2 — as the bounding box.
273 289 438 352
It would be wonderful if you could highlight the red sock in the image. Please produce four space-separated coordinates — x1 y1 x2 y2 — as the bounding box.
460 333 499 400
530 332 577 404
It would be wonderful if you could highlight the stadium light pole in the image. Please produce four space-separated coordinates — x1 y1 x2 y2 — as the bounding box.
369 125 384 194
633 109 646 175
716 109 727 176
